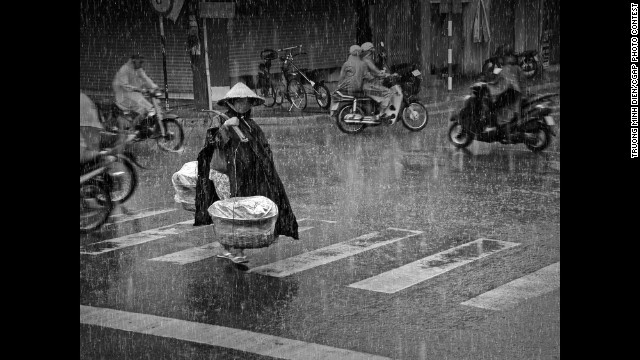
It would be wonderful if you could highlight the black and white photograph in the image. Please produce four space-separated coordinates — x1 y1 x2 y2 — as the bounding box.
80 0 562 358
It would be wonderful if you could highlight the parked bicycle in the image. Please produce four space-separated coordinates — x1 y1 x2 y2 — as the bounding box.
255 49 279 107
258 45 330 111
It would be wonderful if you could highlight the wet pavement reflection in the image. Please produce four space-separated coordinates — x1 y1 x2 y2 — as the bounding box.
81 111 560 358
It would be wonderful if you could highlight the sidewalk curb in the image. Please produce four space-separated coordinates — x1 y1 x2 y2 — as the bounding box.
180 82 560 127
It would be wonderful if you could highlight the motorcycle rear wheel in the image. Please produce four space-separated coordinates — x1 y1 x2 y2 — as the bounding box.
524 125 551 152
80 179 113 234
448 121 473 148
156 118 185 152
401 102 429 131
336 104 365 134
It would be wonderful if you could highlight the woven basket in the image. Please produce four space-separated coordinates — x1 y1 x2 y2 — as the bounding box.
208 196 278 249
213 217 277 248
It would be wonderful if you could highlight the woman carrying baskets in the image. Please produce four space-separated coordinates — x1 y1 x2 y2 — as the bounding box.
194 82 299 264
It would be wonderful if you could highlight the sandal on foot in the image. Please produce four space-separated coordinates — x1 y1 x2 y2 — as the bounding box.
216 253 234 260
216 253 248 264
230 256 248 264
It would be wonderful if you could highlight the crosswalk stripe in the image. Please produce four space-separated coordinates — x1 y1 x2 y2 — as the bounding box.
147 225 319 265
80 220 199 255
249 228 423 278
80 305 391 360
348 238 519 294
461 262 560 310
108 208 177 224
147 242 223 265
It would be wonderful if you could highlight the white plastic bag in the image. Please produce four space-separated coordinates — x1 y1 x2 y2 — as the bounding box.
172 161 231 212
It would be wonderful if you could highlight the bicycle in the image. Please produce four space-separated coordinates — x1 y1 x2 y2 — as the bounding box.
271 45 331 111
255 49 278 107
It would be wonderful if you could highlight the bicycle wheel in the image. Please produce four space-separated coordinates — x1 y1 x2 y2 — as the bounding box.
257 83 276 107
156 118 185 152
287 79 307 110
275 83 284 105
106 157 137 203
314 84 331 109
80 179 113 234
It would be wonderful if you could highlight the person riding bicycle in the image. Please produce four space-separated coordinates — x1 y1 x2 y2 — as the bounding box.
360 42 394 123
112 54 159 136
80 91 127 169
336 45 368 95
81 92 133 165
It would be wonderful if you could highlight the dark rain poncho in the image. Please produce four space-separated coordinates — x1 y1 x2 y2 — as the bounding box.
194 109 299 241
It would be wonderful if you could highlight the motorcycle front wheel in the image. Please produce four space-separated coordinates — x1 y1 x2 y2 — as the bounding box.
448 121 474 148
80 179 113 234
314 84 331 109
520 56 540 79
106 157 137 203
401 102 429 131
336 104 365 134
524 125 551 152
156 118 185 152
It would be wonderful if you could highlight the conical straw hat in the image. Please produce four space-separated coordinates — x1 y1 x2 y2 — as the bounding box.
217 82 265 106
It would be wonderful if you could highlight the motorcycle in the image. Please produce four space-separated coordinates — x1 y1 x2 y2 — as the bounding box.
482 44 540 79
447 73 558 152
98 131 145 204
80 153 116 234
329 42 429 134
102 88 185 152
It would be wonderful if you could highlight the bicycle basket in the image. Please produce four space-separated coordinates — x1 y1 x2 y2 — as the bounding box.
260 49 278 61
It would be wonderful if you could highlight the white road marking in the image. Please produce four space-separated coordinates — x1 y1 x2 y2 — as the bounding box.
80 220 199 255
108 208 177 224
298 226 315 233
147 242 223 265
348 238 519 294
461 262 560 310
80 305 391 360
249 228 423 278
147 226 318 265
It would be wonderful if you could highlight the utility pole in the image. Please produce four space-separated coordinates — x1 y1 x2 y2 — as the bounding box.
447 0 452 91
158 15 170 110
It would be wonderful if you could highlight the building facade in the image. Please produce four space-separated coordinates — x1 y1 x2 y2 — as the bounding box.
79 0 559 101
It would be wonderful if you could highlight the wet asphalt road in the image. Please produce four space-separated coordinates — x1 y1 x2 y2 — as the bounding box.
80 100 560 360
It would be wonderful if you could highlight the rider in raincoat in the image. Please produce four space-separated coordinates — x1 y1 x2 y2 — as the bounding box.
336 45 367 95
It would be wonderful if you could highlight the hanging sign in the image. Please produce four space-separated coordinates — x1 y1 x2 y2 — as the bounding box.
199 2 235 18
149 0 173 15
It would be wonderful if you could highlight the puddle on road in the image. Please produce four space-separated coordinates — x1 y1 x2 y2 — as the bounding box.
422 239 508 268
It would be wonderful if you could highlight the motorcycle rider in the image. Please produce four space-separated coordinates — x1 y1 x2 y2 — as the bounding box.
336 45 367 95
486 46 525 139
360 42 394 123
112 54 159 136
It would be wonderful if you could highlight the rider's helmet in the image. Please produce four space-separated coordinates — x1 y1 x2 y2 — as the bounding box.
361 42 374 53
349 45 361 56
